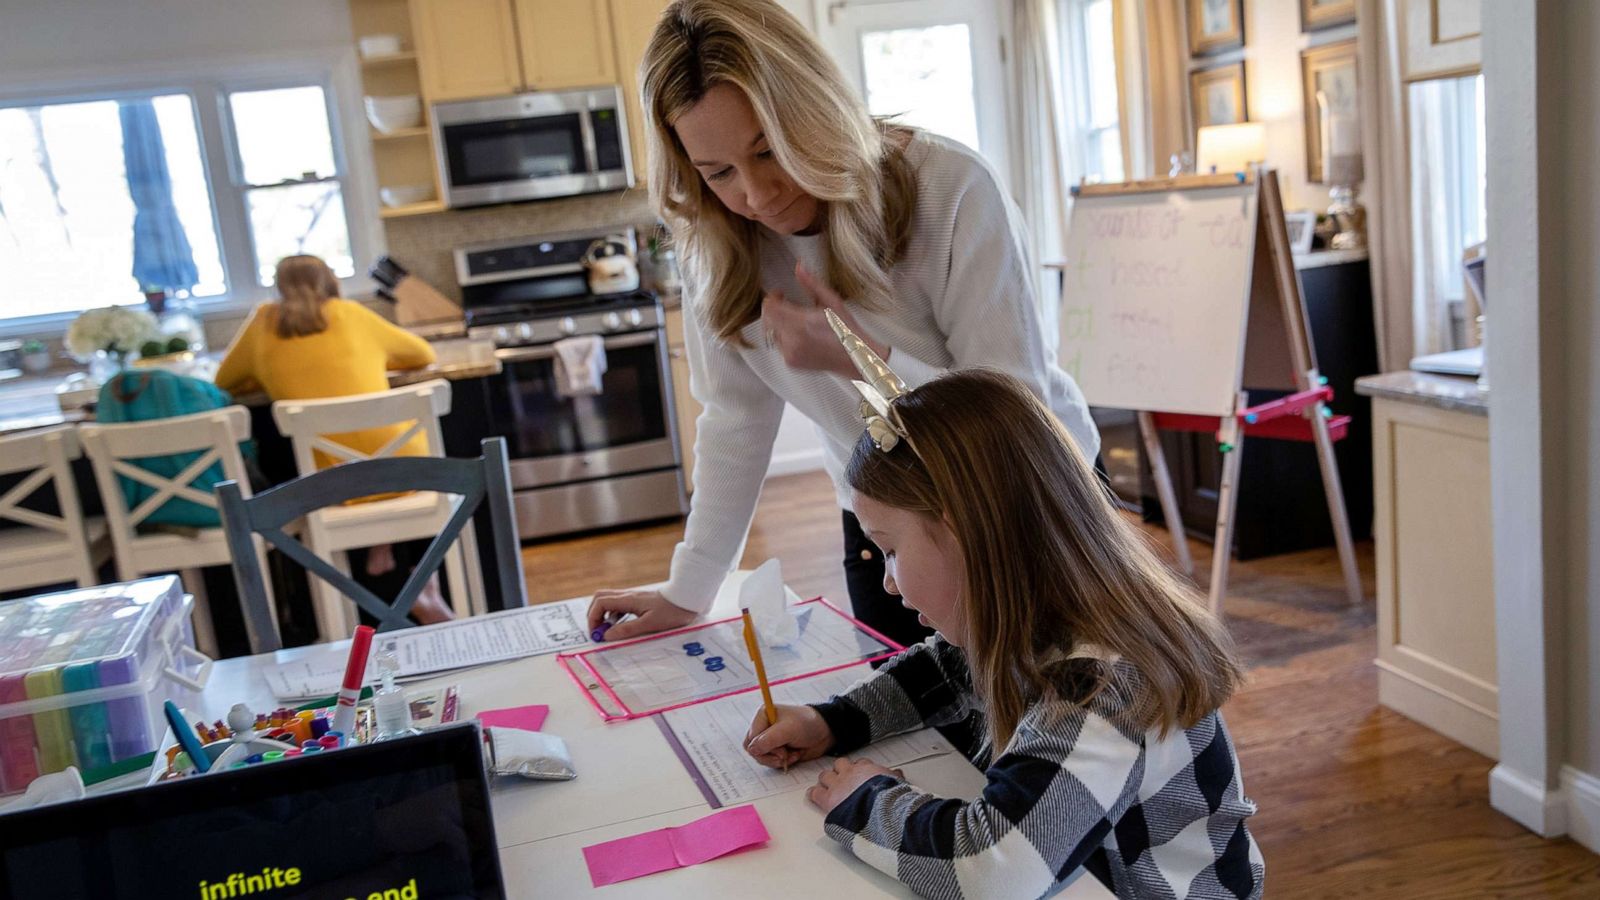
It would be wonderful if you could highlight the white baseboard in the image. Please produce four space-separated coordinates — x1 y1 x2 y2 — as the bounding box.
1562 765 1600 853
1489 764 1568 836
766 447 826 479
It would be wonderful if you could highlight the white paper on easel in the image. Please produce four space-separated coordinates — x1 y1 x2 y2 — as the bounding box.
740 558 798 647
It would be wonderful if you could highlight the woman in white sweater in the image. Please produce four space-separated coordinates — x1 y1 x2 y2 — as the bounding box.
587 0 1098 648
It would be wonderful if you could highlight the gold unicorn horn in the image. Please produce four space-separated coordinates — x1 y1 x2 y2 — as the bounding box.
825 310 910 453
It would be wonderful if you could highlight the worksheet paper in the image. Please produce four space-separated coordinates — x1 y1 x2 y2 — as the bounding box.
657 666 954 808
260 597 591 700
578 601 893 716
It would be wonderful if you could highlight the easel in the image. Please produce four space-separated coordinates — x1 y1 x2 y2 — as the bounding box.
1072 170 1364 612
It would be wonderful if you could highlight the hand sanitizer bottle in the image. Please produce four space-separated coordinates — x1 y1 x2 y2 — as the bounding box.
372 648 419 741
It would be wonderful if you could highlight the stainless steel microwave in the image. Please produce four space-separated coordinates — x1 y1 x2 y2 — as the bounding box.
431 86 633 208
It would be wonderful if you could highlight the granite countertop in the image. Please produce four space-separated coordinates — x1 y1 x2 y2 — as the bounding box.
0 338 500 436
1355 370 1488 416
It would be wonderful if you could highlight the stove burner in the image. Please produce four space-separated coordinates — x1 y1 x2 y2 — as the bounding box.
464 290 658 328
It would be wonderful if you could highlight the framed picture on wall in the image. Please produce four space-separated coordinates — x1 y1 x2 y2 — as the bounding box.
1188 0 1245 56
1191 61 1248 133
1301 0 1357 32
1301 39 1360 183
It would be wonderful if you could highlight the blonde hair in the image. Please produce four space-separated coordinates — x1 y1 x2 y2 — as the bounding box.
845 371 1244 752
271 255 339 338
641 0 917 343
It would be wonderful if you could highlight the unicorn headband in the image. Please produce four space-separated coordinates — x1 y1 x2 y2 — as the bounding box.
824 310 914 455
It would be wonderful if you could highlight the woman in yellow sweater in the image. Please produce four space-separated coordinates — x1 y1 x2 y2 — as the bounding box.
216 255 452 624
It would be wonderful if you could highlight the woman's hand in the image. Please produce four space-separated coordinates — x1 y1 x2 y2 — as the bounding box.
806 757 905 814
743 703 834 769
762 263 889 379
586 589 696 641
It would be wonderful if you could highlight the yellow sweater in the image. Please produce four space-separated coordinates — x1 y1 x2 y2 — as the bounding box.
215 299 438 467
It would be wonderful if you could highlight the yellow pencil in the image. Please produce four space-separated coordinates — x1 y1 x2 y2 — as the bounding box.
742 608 778 728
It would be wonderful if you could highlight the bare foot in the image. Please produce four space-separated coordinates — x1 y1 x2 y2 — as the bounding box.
409 576 455 625
366 543 397 577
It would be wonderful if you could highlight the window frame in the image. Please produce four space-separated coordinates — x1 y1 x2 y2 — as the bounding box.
0 51 380 337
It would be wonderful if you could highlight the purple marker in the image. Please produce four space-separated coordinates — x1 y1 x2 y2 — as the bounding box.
590 621 613 643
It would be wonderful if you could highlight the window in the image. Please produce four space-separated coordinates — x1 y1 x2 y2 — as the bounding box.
0 95 225 320
1409 73 1486 352
1064 0 1124 182
227 86 355 286
0 75 361 327
859 24 983 153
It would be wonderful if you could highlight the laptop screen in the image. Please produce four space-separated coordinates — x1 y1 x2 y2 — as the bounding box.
0 723 503 900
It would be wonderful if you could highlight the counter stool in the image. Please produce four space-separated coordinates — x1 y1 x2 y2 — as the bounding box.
0 426 110 594
271 379 485 641
79 406 276 656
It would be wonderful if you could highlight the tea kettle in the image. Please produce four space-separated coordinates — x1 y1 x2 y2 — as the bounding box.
582 234 640 296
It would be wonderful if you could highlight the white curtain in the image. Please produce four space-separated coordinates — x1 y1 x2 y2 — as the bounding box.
1358 0 1416 372
1117 0 1190 180
1009 0 1082 348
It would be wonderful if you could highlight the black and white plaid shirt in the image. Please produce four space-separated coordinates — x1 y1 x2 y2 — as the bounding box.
811 637 1264 899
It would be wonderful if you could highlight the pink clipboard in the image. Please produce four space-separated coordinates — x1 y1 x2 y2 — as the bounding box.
556 597 903 722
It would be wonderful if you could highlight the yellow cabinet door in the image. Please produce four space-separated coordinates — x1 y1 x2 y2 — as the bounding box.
513 0 618 90
607 0 672 182
413 0 524 102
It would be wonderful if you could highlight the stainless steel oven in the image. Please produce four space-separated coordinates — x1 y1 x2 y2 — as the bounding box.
432 86 633 208
459 227 686 539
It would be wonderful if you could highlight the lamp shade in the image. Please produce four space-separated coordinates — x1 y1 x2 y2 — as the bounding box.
1196 122 1267 175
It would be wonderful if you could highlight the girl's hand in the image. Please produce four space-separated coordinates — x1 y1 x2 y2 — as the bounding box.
761 263 889 379
586 589 696 641
743 703 834 769
806 757 905 814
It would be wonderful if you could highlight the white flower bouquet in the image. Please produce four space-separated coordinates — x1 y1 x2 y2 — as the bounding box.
64 306 159 361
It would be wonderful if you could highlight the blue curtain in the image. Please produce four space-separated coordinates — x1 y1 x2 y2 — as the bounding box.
119 99 198 293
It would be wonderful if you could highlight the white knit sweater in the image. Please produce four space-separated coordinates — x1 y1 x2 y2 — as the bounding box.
666 131 1099 613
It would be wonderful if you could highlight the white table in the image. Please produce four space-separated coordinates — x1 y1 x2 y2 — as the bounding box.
198 586 1112 898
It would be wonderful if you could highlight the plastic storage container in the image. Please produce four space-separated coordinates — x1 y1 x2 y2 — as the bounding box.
0 576 210 795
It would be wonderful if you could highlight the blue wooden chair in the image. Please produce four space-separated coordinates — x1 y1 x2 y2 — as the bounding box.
217 437 525 653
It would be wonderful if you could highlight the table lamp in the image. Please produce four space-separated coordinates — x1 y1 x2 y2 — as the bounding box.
1196 122 1266 175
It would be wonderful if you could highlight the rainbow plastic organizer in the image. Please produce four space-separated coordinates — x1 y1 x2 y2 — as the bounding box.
0 576 208 795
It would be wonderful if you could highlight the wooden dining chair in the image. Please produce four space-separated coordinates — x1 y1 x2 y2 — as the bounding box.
216 437 526 654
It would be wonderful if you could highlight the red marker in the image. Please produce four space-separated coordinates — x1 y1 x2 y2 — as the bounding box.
330 625 375 741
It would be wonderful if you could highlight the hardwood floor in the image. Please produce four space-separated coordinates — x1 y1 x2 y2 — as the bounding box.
519 470 1600 898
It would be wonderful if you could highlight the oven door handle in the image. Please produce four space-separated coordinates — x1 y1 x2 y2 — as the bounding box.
494 331 659 362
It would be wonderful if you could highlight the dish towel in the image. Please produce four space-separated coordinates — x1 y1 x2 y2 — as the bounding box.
552 335 607 398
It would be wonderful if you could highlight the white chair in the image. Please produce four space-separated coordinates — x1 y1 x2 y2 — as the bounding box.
79 406 275 657
271 379 485 641
0 426 111 593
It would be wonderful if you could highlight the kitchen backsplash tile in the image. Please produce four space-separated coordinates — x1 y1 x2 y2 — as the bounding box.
384 189 657 302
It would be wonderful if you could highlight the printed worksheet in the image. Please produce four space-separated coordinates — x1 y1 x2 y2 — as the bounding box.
658 666 953 808
579 602 893 715
261 597 591 700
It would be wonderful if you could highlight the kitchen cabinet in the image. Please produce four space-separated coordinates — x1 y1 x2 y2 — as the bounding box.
1402 0 1481 81
413 0 524 102
514 0 619 90
607 0 673 180
349 0 444 217
664 305 698 494
1359 372 1495 757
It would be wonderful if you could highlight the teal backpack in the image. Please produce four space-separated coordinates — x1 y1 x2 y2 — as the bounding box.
95 370 256 528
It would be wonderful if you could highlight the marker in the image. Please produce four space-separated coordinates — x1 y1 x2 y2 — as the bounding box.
163 700 212 773
591 612 631 643
331 626 375 741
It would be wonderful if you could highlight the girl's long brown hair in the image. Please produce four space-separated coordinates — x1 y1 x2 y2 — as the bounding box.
845 370 1244 752
271 255 339 338
640 0 917 344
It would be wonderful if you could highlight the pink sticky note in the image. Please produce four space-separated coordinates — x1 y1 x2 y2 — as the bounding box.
583 805 770 887
476 704 549 732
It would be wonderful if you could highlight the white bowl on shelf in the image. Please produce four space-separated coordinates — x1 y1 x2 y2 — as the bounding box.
364 95 423 134
358 34 404 58
380 185 432 208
